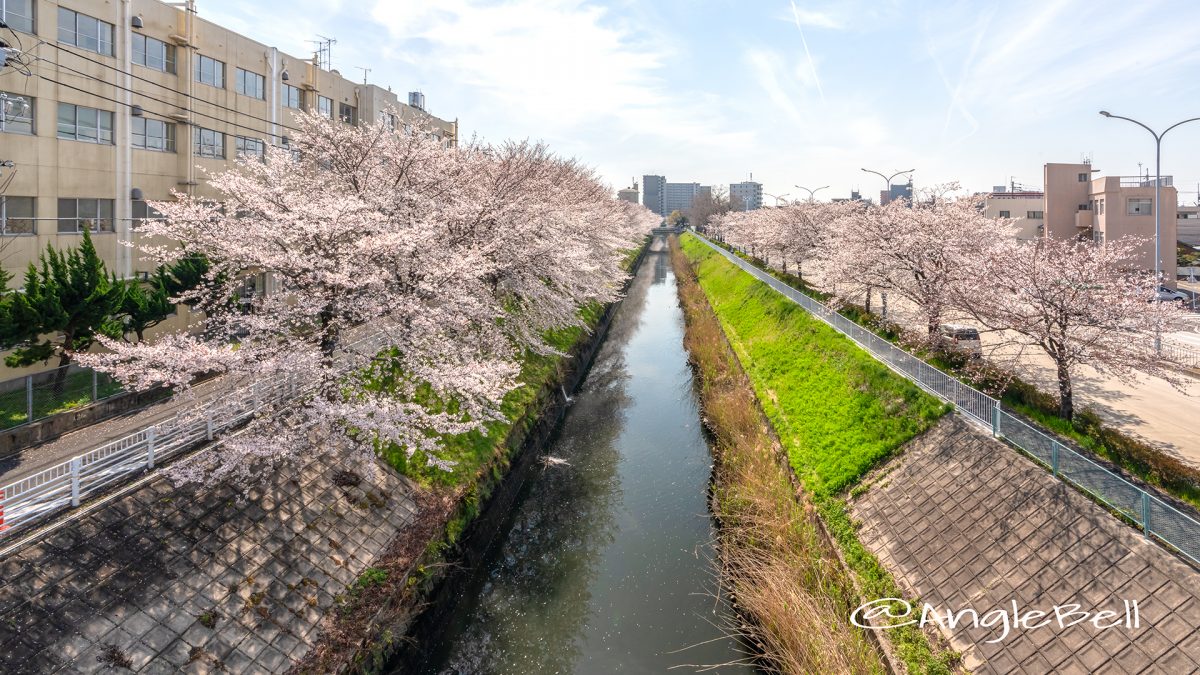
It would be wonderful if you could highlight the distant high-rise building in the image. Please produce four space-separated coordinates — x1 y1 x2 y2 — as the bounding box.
664 182 702 214
881 181 913 205
643 175 666 215
618 180 639 204
730 181 763 211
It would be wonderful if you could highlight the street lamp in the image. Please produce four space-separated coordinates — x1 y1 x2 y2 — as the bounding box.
794 185 829 202
764 192 790 207
1098 111 1200 289
861 168 914 204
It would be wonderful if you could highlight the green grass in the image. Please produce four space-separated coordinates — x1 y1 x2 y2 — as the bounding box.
372 302 605 488
681 235 947 496
681 233 956 674
0 369 124 430
717 236 1200 515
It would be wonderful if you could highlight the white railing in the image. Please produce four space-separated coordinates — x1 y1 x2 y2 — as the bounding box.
0 327 391 537
692 232 1200 568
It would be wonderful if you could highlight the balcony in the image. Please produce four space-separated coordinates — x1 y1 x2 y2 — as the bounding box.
1075 211 1094 228
1119 176 1173 188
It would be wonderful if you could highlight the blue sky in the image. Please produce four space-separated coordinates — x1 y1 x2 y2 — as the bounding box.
201 0 1200 202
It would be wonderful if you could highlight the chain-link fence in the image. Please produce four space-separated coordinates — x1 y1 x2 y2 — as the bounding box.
0 366 125 430
692 231 1200 568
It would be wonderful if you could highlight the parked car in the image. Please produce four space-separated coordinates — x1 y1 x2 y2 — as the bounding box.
938 324 982 359
1154 286 1189 304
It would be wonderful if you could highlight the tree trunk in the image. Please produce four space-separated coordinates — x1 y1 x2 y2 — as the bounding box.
1056 362 1074 421
864 286 873 313
52 350 71 398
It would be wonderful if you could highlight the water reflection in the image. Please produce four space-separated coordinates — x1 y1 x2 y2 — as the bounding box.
415 240 750 674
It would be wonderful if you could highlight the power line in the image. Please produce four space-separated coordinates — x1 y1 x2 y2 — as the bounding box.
45 40 310 137
34 55 297 140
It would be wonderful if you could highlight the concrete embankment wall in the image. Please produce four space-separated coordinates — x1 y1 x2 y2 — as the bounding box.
0 239 652 674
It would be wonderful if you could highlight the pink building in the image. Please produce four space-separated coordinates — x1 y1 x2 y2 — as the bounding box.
1043 163 1177 281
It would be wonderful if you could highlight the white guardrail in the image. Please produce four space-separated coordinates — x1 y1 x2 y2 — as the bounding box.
0 328 391 538
692 231 1200 568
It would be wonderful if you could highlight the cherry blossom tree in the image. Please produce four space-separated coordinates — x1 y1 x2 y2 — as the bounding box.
823 186 1013 339
952 235 1189 420
79 111 650 486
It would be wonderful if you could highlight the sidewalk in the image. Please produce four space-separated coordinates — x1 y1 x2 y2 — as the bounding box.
0 375 242 489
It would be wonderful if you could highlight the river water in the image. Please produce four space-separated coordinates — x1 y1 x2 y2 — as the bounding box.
410 238 751 674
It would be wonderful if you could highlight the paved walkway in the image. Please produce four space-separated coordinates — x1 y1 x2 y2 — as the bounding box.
851 416 1200 674
0 452 417 673
0 375 232 486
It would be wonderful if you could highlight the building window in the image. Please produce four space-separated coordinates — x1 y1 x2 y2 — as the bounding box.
1026 210 1043 219
57 103 114 144
0 196 35 235
279 137 301 161
1 0 34 34
1127 198 1152 216
1078 173 1088 182
132 200 164 221
402 123 412 136
1079 204 1089 211
0 92 34 135
998 210 1010 218
132 34 176 73
283 84 303 109
57 7 115 56
338 102 357 125
235 136 265 160
317 96 333 119
1098 199 1104 215
235 68 265 99
193 127 225 158
381 112 397 131
1093 228 1104 244
193 54 225 89
132 118 176 152
57 198 114 233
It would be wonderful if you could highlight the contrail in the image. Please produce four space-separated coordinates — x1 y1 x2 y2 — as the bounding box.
789 0 825 102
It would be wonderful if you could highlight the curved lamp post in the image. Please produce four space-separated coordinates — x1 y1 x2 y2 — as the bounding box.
1098 111 1200 289
794 185 829 202
764 192 790 207
861 168 914 204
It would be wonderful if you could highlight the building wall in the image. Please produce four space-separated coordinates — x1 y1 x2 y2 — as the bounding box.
663 182 700 214
617 188 638 203
729 181 762 211
642 174 665 215
0 0 455 378
0 0 455 282
983 193 1044 241
1179 206 1200 247
1089 176 1177 280
1043 163 1093 240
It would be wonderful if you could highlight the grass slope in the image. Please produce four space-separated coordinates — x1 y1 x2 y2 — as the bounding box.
680 234 947 496
680 233 958 673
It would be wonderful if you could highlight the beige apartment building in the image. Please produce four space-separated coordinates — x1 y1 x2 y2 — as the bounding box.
1179 205 1200 247
0 0 456 283
0 0 456 377
1043 163 1177 281
982 189 1044 241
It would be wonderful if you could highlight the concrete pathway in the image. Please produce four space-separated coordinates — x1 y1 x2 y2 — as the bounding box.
852 416 1200 674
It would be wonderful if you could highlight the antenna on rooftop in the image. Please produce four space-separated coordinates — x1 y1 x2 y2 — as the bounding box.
354 66 371 84
306 35 337 70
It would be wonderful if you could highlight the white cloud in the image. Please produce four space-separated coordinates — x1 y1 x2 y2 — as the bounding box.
368 0 752 154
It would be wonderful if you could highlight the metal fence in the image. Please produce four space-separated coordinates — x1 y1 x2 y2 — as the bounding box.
1161 338 1200 370
691 232 1200 568
0 327 391 537
0 365 125 430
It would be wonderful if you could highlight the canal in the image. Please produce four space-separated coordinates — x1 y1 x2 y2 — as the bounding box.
408 238 752 673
